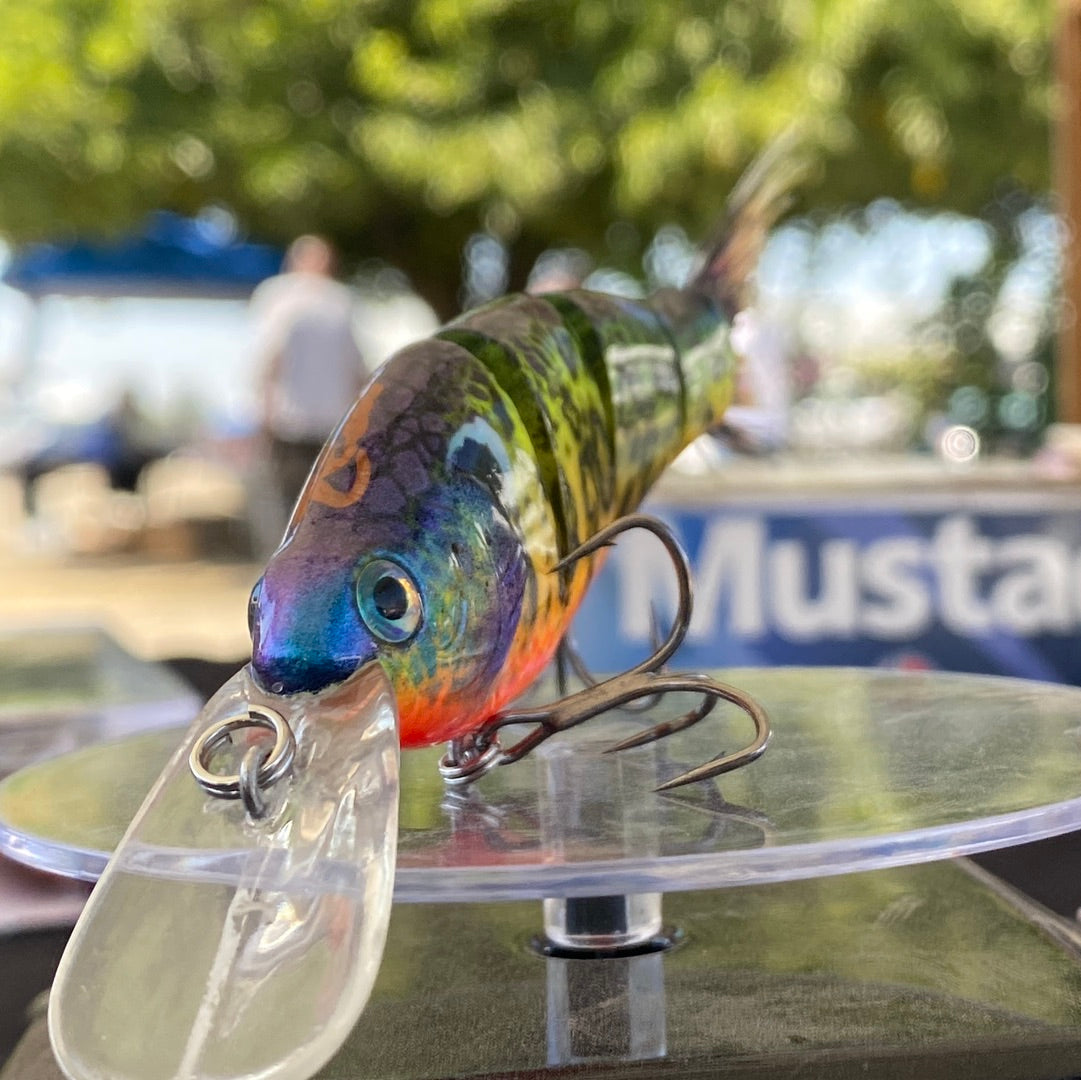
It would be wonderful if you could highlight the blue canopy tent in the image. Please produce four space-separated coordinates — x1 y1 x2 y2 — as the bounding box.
2 212 282 298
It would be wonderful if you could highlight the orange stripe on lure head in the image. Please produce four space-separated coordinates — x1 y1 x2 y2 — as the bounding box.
287 383 384 526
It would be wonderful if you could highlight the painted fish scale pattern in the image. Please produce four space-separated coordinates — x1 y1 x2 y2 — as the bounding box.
439 288 734 555
359 338 578 727
370 338 559 597
295 337 563 657
649 288 738 435
296 341 493 531
438 295 613 598
547 291 688 518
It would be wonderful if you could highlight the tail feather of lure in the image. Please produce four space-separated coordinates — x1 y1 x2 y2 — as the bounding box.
690 128 810 317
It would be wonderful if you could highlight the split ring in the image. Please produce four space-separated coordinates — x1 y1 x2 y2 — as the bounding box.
189 705 296 806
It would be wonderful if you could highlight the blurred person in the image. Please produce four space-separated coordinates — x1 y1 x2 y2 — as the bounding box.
17 387 161 514
716 309 793 454
251 236 369 541
104 389 162 492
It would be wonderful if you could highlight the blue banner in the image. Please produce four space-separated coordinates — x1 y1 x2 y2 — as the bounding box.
571 494 1081 684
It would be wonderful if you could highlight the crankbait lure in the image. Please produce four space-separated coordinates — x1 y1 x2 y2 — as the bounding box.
48 143 799 1080
243 142 800 790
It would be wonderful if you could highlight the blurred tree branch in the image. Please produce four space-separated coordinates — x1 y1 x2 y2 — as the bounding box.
0 0 1055 316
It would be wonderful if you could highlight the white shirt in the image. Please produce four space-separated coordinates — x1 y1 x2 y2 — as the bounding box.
252 272 367 442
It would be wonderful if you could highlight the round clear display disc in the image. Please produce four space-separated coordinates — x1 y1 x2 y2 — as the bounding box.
4 667 1081 901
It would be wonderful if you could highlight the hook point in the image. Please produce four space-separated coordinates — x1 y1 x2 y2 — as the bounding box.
605 728 664 754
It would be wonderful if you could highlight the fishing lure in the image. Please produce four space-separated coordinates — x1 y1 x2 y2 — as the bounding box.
48 144 800 1080
242 143 798 792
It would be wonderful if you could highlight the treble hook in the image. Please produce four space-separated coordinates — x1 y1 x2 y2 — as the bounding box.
555 607 667 712
440 514 771 792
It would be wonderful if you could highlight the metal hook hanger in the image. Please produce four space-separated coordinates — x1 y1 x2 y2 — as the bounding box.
440 514 772 791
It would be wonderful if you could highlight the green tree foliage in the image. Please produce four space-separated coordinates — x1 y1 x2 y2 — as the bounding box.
0 0 1055 313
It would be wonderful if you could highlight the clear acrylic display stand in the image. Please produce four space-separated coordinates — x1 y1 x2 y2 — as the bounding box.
0 625 200 778
6 666 1081 1078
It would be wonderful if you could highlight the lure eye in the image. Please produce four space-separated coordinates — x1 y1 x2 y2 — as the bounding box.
356 559 423 643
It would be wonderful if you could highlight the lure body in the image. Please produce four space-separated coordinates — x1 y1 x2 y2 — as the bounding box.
250 155 793 747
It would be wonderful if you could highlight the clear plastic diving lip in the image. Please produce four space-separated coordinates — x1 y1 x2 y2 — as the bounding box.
48 661 400 1080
